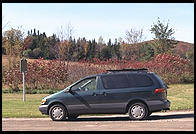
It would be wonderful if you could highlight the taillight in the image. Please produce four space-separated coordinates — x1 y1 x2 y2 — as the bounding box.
154 88 165 94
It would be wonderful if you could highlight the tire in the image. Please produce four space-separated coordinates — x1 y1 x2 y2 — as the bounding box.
128 102 148 120
67 114 79 120
49 104 67 121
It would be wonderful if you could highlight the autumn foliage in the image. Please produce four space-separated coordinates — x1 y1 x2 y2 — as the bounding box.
3 53 194 92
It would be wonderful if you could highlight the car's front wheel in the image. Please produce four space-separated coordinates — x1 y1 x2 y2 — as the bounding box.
49 104 67 121
128 102 148 120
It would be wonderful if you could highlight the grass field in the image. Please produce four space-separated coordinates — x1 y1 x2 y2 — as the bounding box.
167 84 194 110
2 84 194 118
2 94 49 118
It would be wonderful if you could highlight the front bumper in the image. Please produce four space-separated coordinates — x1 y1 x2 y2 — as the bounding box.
39 105 49 115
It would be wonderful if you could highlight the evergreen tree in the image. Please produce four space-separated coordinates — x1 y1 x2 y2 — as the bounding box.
108 38 112 46
33 28 36 36
113 38 121 59
100 47 112 60
150 17 176 54
27 30 30 36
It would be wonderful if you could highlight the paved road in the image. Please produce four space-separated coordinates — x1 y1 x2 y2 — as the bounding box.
2 110 194 131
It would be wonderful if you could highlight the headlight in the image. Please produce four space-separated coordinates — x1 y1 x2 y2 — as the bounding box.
41 98 47 104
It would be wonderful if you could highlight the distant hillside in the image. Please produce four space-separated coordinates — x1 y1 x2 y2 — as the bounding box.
139 39 194 59
173 40 194 57
141 39 194 47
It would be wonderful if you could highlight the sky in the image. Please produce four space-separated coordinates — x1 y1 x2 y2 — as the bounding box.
2 3 194 43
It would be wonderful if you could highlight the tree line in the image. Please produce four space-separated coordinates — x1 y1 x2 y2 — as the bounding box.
2 18 193 63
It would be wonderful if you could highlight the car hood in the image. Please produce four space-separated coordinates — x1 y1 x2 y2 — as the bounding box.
44 89 68 100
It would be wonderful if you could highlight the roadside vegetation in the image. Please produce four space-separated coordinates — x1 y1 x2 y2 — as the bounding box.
2 53 194 93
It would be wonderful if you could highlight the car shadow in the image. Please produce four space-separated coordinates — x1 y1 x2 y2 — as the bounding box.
146 113 194 120
64 113 194 122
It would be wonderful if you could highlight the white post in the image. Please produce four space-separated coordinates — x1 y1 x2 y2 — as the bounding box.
23 72 26 101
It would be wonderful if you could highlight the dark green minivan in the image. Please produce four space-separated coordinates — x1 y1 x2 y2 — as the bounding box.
39 69 170 121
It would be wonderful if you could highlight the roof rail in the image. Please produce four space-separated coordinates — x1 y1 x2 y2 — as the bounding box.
106 68 148 73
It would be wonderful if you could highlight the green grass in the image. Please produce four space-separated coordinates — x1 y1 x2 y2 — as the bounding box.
167 84 194 111
2 94 49 118
2 84 194 118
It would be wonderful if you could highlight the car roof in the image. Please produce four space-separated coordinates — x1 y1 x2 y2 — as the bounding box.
83 69 154 79
99 71 153 76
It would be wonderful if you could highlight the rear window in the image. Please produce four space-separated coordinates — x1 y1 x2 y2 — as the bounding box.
127 74 153 88
101 74 129 89
101 73 153 89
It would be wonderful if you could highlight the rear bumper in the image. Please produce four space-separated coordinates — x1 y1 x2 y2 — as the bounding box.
39 105 49 115
163 100 170 110
147 100 170 112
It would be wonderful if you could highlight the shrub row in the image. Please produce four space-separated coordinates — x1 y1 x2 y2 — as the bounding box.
3 58 69 91
3 53 194 93
86 53 194 84
2 88 58 94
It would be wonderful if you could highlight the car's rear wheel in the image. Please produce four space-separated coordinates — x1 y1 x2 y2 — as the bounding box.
49 104 67 121
128 102 148 120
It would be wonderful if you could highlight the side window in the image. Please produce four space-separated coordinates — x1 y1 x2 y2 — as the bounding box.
101 74 129 89
71 77 97 92
127 74 153 88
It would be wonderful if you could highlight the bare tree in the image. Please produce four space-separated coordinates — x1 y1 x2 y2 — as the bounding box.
65 23 74 41
125 28 146 44
56 23 75 77
57 22 74 41
2 16 10 30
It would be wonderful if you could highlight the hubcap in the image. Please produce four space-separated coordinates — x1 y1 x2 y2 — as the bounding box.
52 107 64 120
131 105 144 119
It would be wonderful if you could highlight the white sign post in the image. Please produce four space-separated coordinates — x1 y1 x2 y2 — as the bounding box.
20 58 27 102
23 71 26 101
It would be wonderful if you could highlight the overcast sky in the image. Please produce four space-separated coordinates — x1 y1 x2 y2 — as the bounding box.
2 3 194 43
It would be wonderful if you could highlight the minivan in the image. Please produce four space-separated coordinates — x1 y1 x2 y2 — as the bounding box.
39 68 170 121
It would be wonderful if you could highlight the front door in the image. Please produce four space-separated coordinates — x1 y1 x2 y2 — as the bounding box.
68 77 100 114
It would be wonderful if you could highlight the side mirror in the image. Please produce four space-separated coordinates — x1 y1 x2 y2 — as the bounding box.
65 87 71 92
67 87 75 94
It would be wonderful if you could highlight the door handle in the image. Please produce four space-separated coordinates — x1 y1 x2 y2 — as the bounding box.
92 92 107 96
102 92 107 96
92 92 97 96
